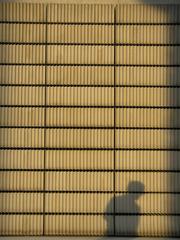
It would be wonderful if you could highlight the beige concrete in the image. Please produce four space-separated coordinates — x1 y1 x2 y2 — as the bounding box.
1 0 180 4
46 87 114 106
47 4 114 23
115 193 180 214
116 25 180 44
116 4 180 23
0 172 43 190
116 67 180 86
0 129 44 147
0 3 46 22
0 24 46 43
45 150 114 169
47 46 114 64
0 66 45 84
46 66 114 85
47 25 114 44
116 46 180 65
45 172 113 191
115 172 180 191
115 216 180 236
0 215 43 235
0 45 45 64
0 87 45 105
0 2 179 237
1 238 180 240
0 192 43 212
0 150 44 169
44 215 111 235
116 151 180 170
46 129 113 148
45 193 114 213
116 88 180 106
46 108 114 127
116 109 180 128
0 108 44 126
115 129 180 148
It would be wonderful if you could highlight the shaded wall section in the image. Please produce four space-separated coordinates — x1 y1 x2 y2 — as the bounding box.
112 4 180 236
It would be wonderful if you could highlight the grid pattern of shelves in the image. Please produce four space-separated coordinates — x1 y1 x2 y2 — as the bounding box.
0 3 180 236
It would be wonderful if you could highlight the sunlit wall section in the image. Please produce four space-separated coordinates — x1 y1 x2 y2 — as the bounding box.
0 3 180 237
0 3 46 236
0 3 115 236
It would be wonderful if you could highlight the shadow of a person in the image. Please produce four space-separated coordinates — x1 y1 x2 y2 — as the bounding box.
104 181 145 236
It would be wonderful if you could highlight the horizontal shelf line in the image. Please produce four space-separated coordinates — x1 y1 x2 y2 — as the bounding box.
0 190 179 194
1 42 180 46
0 105 180 108
0 148 180 151
0 212 179 216
0 21 180 25
0 169 179 172
0 126 180 130
1 84 180 88
1 235 178 237
0 63 180 67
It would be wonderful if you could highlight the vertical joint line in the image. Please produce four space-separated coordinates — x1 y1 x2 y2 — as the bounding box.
113 5 116 236
43 4 48 236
